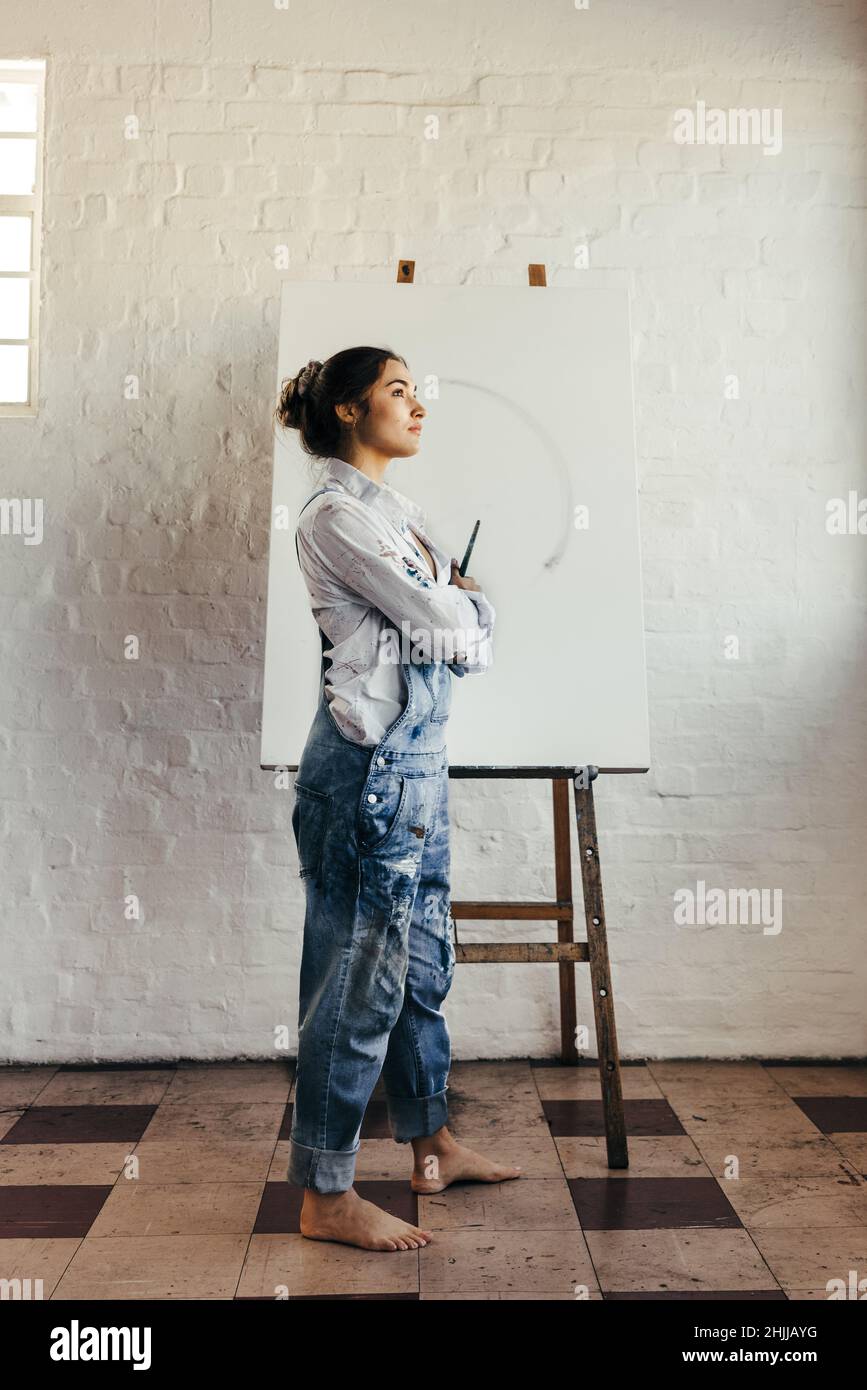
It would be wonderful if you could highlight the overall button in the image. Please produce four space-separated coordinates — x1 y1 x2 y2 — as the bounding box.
376 756 386 767
367 793 377 803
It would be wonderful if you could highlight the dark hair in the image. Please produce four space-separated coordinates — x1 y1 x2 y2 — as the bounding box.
274 345 407 460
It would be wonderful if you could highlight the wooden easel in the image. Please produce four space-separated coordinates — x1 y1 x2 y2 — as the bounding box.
397 258 629 1170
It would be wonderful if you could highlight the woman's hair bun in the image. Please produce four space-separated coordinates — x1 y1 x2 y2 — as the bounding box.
295 358 322 399
275 359 322 429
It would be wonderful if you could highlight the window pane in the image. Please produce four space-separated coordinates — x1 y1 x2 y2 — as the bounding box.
0 137 37 194
0 83 38 132
0 216 31 270
0 276 29 338
0 343 29 403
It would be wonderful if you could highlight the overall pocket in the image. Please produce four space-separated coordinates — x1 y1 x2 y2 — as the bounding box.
423 662 453 723
356 770 407 853
292 782 332 887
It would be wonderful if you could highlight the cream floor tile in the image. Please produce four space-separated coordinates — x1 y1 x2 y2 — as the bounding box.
87 1181 264 1236
586 1227 779 1293
533 1067 665 1101
420 1288 603 1300
648 1062 786 1102
423 1132 564 1179
140 1100 284 1143
35 1069 176 1107
555 1135 710 1178
129 1139 277 1183
828 1132 867 1172
237 1233 418 1297
747 1225 867 1296
674 1100 819 1141
419 1227 597 1296
767 1067 867 1098
52 1235 249 1299
164 1064 293 1104
721 1174 867 1229
0 1238 82 1297
0 1068 58 1108
690 1133 853 1176
0 1143 136 1184
446 1098 549 1137
447 1061 537 1101
418 1177 578 1231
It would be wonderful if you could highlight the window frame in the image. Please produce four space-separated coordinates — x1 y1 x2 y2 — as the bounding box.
0 58 46 418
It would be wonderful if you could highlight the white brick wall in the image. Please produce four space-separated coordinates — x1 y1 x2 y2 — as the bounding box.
1 0 865 1063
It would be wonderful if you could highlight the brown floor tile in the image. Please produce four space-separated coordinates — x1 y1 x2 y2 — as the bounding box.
723 1173 867 1229
418 1177 579 1231
0 1184 112 1238
1 1106 157 1145
52 1234 249 1299
419 1227 597 1296
748 1226 867 1296
793 1097 867 1133
556 1135 710 1178
569 1176 741 1230
544 1098 685 1137
0 1111 26 1141
255 1178 418 1234
587 1227 779 1293
237 1232 419 1297
87 1181 264 1236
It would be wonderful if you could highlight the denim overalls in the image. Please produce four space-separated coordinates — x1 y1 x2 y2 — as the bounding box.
289 487 456 1193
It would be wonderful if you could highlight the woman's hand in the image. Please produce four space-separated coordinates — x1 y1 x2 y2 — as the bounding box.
450 558 481 592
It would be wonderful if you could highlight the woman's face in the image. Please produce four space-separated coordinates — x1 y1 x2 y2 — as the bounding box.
357 357 426 459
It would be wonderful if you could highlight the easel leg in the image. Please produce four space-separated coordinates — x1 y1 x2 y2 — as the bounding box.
573 770 628 1168
553 777 578 1063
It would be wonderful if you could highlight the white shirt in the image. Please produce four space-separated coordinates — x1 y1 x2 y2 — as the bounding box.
295 455 496 747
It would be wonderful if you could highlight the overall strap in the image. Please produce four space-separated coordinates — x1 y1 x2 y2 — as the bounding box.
295 484 337 668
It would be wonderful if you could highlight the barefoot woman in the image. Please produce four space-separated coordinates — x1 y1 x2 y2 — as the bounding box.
275 346 520 1252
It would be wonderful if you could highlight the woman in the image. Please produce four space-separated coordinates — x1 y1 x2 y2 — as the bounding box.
275 345 521 1253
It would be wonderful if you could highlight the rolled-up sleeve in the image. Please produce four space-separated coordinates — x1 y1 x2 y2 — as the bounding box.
301 497 495 671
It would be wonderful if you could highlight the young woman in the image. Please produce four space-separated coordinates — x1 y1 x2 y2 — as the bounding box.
275 346 521 1253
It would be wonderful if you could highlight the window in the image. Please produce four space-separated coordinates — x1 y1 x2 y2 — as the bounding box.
0 59 45 416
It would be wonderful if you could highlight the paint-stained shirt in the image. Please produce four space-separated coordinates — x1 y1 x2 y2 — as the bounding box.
295 455 496 747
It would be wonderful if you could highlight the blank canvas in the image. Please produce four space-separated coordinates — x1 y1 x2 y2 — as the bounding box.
260 281 650 772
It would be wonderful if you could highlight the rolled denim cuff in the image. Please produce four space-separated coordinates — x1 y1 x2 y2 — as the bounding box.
387 1086 449 1144
287 1136 359 1192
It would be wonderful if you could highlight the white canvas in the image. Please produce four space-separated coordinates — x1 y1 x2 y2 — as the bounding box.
260 281 650 771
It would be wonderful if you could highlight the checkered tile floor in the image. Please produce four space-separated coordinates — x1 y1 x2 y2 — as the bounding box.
1 1060 865 1299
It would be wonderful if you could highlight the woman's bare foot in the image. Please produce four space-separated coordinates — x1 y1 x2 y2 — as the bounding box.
410 1125 523 1194
300 1186 434 1252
